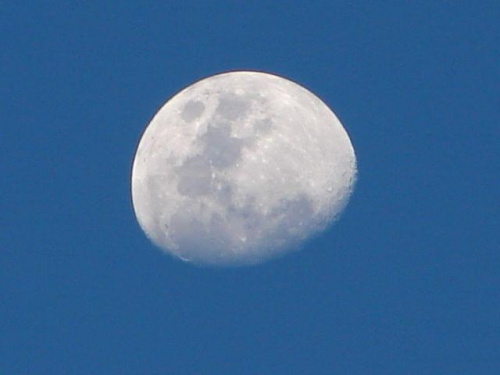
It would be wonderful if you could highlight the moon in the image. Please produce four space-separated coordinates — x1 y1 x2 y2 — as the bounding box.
131 71 357 266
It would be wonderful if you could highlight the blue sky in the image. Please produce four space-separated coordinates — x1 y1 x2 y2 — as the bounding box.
2 1 499 374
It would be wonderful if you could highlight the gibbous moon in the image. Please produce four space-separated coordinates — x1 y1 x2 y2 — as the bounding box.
131 71 356 266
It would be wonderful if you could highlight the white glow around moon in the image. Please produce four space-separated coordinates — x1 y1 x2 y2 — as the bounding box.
131 71 357 266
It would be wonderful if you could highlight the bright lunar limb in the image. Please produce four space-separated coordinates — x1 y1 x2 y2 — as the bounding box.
131 71 357 266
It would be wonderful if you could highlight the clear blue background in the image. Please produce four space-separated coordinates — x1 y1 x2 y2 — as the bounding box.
2 2 499 374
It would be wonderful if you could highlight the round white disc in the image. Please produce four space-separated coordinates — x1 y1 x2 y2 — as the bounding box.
131 71 357 266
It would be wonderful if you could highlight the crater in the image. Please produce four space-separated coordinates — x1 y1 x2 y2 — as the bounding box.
254 118 273 134
216 93 249 120
181 100 205 122
203 123 243 169
176 155 212 197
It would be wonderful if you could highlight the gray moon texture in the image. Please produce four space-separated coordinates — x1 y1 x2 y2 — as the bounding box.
131 71 357 266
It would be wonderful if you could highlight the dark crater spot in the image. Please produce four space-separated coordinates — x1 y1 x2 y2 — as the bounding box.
181 100 205 122
254 118 273 134
176 156 212 197
216 93 248 120
203 123 243 169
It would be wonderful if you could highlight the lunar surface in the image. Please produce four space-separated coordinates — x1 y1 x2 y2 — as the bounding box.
131 71 357 266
